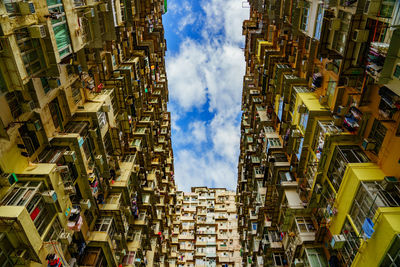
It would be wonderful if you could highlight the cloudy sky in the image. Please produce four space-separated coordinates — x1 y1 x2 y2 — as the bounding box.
163 0 248 191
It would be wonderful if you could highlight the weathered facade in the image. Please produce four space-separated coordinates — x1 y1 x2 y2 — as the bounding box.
237 0 400 266
0 0 177 266
175 187 242 267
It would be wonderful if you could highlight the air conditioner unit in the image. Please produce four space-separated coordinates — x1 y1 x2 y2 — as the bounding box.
329 18 341 31
331 234 346 249
364 0 380 15
18 1 35 15
99 3 108 12
63 151 77 162
352 30 369 42
42 190 57 203
80 199 91 209
21 100 36 112
28 25 46 38
362 138 376 151
59 232 72 244
0 173 18 187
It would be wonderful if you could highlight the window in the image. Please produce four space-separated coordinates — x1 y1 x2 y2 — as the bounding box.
341 218 360 266
350 183 379 233
328 145 369 192
380 234 400 266
97 111 107 129
1 182 52 236
103 131 113 156
300 2 310 31
304 248 328 266
0 233 14 266
326 78 337 107
295 216 315 232
47 0 72 59
49 97 64 129
273 253 286 266
15 28 44 76
19 123 41 156
6 91 22 119
44 217 62 241
94 217 116 239
0 71 8 95
368 119 387 154
314 4 324 40
71 83 82 104
349 181 400 233
40 77 51 94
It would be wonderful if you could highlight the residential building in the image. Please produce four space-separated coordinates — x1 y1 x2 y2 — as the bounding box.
175 187 242 267
237 0 400 266
0 0 177 266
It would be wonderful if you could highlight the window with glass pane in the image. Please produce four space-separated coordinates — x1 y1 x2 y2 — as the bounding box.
341 219 360 266
47 0 72 59
44 217 62 241
40 77 51 94
16 28 44 76
0 233 14 266
304 248 327 267
368 119 387 154
299 112 309 132
49 97 63 129
380 234 400 266
326 78 336 106
314 4 324 40
295 217 315 232
349 182 386 233
300 2 310 31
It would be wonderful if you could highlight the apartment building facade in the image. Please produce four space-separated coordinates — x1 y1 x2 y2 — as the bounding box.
0 0 178 266
237 0 400 266
174 187 241 267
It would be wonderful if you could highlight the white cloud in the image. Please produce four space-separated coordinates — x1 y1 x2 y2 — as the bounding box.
166 0 248 192
177 2 197 31
189 121 207 144
166 40 208 110
174 149 238 192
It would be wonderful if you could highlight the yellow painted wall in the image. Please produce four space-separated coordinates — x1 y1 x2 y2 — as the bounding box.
352 208 400 267
329 164 385 235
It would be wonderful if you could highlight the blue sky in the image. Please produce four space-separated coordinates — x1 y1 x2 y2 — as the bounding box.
163 0 248 191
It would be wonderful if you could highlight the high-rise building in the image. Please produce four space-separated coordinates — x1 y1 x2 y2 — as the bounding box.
0 0 177 266
237 0 400 266
174 187 241 267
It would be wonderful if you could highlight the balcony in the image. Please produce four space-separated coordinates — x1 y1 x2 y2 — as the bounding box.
206 252 216 258
0 206 42 262
178 233 194 240
133 212 148 226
